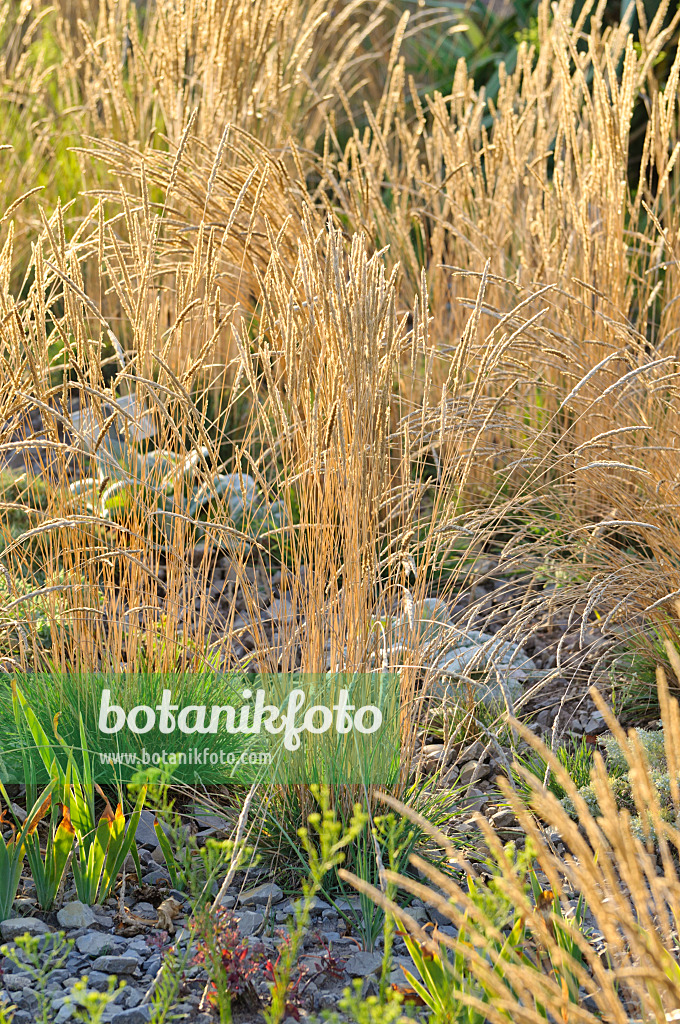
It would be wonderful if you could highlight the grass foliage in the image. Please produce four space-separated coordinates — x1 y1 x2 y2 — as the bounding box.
3 0 680 1018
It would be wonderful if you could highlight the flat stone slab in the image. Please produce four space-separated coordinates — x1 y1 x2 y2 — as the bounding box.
238 882 283 906
235 911 264 936
91 955 140 975
344 951 384 977
0 918 51 940
75 932 119 957
56 901 98 930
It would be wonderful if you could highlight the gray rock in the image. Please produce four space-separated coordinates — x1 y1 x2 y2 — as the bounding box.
238 883 283 906
490 809 516 829
141 869 169 885
280 896 328 915
333 897 361 913
2 974 33 990
361 976 380 998
92 912 115 929
344 952 384 977
16 989 39 1011
143 955 161 975
54 1006 74 1024
91 956 140 975
131 903 156 920
123 986 143 1008
409 906 430 925
235 911 263 936
0 918 51 940
268 597 295 624
432 631 534 706
57 902 98 930
76 933 118 957
390 957 421 984
135 810 169 848
126 939 150 954
192 808 229 830
428 905 456 926
110 1010 152 1024
458 761 480 786
459 788 487 812
459 740 484 761
418 744 446 771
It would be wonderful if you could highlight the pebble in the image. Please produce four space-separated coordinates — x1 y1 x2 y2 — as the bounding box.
458 760 490 785
235 911 264 936
490 808 516 828
280 896 328 915
139 958 160 981
123 986 143 1008
91 956 141 976
110 1009 152 1024
142 869 169 885
135 810 172 848
459 788 487 812
238 882 283 906
344 951 384 977
459 740 485 761
57 902 98 930
427 905 457 926
93 912 115 929
131 903 157 920
0 918 51 940
85 969 122 991
76 933 119 957
2 974 32 990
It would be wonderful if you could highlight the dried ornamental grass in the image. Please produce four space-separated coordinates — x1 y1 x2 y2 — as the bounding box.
342 671 680 1023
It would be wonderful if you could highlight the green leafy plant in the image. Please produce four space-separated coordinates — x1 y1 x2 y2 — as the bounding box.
0 1002 14 1023
154 809 235 905
70 785 146 905
23 793 75 911
12 683 146 904
330 809 417 956
0 779 58 919
68 431 282 544
559 726 674 843
513 734 596 801
399 928 466 1022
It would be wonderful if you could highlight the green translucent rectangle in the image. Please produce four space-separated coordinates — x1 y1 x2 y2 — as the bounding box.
0 672 401 786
